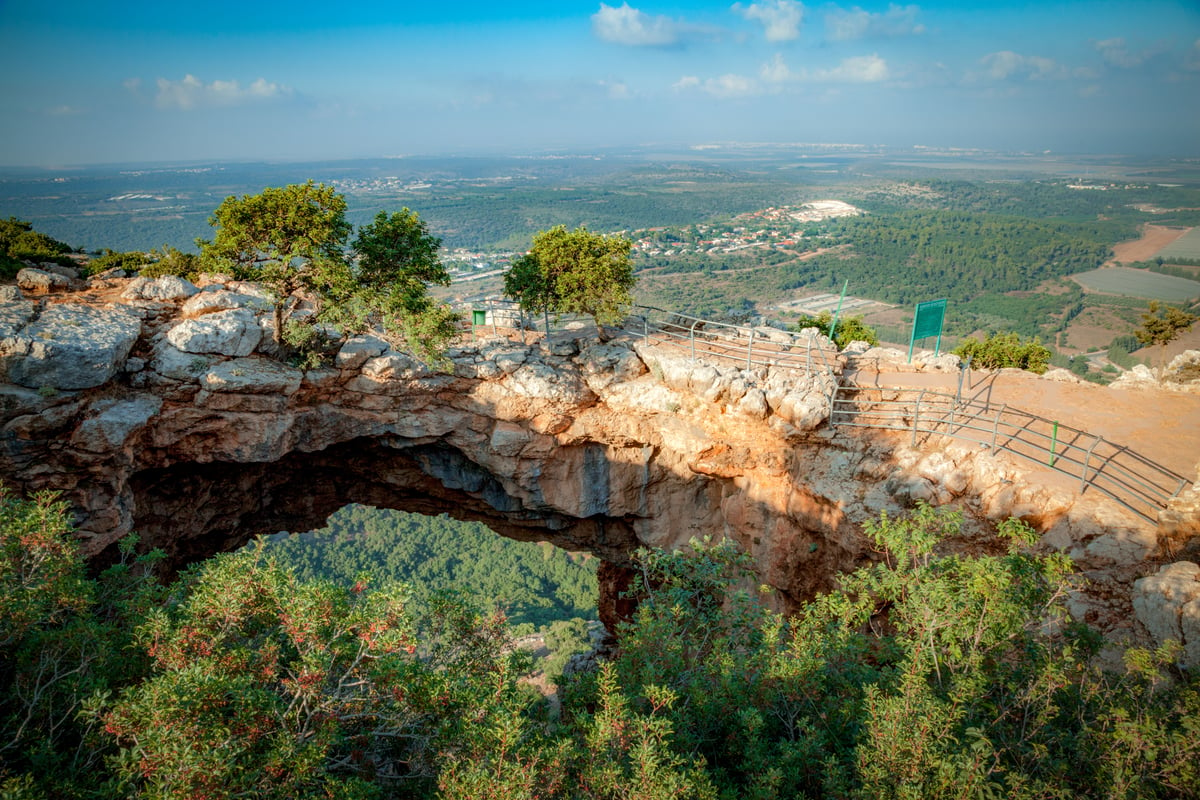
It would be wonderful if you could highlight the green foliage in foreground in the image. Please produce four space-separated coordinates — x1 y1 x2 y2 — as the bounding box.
953 331 1052 373
3 488 1199 799
791 310 879 349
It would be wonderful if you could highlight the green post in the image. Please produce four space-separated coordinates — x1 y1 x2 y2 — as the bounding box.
828 279 848 344
1049 421 1059 467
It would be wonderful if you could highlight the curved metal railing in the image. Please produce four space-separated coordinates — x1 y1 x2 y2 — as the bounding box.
456 298 1190 521
830 385 1191 523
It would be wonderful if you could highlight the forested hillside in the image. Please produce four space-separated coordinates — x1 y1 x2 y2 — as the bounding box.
4 492 1198 799
261 505 597 633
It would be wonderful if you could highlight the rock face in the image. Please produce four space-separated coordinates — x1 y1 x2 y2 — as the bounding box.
1 303 141 390
0 278 1196 640
1133 562 1200 666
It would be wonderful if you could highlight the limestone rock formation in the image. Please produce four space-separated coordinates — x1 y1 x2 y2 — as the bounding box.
0 277 1196 642
1133 562 1200 666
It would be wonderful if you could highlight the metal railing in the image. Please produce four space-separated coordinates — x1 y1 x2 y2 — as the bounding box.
830 385 1192 523
622 305 842 379
453 298 1190 522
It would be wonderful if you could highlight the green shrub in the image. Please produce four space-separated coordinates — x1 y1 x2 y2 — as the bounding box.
138 246 203 281
792 310 880 349
84 249 150 276
953 331 1051 373
0 218 75 278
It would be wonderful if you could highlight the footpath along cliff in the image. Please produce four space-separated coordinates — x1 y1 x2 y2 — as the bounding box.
2 267 1200 660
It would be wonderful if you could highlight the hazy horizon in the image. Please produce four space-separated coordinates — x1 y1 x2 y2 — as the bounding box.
2 0 1198 167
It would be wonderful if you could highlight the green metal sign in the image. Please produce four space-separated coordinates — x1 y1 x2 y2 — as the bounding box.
908 298 948 361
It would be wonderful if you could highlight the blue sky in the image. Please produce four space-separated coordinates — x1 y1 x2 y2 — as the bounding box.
1 0 1197 165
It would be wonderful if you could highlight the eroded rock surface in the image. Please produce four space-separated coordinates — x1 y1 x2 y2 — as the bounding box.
0 278 1197 641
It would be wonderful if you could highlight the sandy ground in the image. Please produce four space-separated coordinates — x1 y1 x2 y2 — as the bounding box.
851 366 1200 481
1108 224 1192 265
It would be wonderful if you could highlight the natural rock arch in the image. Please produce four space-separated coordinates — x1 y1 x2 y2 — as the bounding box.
2 275 1196 640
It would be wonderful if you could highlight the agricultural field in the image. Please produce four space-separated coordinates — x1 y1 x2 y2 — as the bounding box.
1156 226 1200 261
1071 267 1200 303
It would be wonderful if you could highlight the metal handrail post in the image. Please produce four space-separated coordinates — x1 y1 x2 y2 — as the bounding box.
912 389 926 447
689 319 700 362
990 404 1006 450
1080 437 1101 493
746 329 756 370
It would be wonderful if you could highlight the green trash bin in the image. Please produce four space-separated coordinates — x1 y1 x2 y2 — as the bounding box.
472 309 487 326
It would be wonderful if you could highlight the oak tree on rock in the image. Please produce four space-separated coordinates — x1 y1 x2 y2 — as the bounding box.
198 185 458 365
198 180 352 346
504 225 636 340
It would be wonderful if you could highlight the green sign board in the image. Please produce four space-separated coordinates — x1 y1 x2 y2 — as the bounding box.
908 298 948 361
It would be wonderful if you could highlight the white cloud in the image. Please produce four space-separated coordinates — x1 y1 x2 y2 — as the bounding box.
814 54 889 82
673 73 760 97
706 73 760 97
825 4 923 41
980 51 1068 81
760 53 794 83
733 0 804 43
1094 37 1169 69
592 3 681 46
47 105 83 116
153 74 290 110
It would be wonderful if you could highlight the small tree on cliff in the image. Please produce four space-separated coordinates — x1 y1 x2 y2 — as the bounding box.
199 180 352 347
1135 301 1197 377
503 225 636 339
328 209 460 365
199 184 458 364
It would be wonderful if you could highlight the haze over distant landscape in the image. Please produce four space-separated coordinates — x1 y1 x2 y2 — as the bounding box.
1 0 1198 165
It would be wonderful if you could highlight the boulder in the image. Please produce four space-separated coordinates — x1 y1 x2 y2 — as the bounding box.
122 275 200 302
1132 562 1200 666
1163 350 1200 386
200 357 303 395
71 395 164 452
0 303 141 390
1110 364 1157 390
335 334 389 370
16 267 71 293
167 308 262 357
182 290 273 317
0 292 36 338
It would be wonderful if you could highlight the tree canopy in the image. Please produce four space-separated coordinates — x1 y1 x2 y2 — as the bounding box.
1135 301 1197 375
197 183 458 364
504 225 636 337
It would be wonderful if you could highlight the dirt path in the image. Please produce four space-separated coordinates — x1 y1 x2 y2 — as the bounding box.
849 366 1200 481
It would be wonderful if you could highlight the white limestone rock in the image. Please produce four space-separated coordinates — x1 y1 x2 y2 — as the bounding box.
336 335 389 370
122 275 200 302
1133 562 1200 666
16 267 71 293
1110 364 1157 389
0 292 36 338
181 290 273 317
201 357 303 395
0 304 140 390
167 308 262 357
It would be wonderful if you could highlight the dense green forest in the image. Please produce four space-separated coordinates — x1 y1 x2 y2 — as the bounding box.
4 490 1199 799
261 506 597 634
